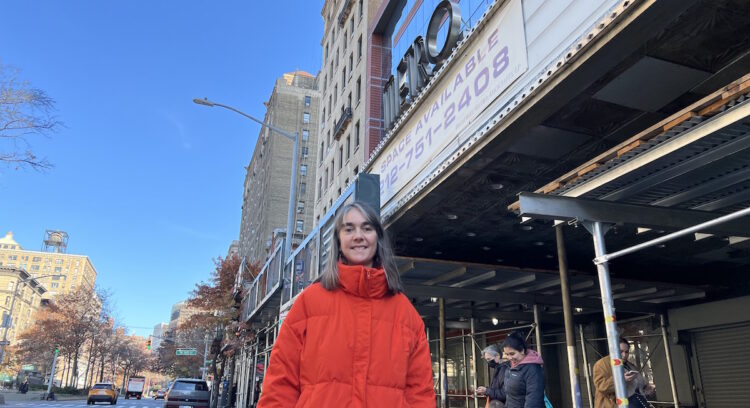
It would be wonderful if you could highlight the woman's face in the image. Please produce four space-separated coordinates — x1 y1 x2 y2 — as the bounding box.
503 346 526 364
339 208 378 268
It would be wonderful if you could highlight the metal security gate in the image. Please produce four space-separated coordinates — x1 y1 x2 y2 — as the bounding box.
691 323 750 407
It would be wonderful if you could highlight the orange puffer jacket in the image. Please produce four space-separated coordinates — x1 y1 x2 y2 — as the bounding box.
257 262 435 408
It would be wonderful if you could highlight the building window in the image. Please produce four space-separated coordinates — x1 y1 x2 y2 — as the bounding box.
300 164 307 177
31 265 39 271
325 43 329 61
321 108 326 128
334 86 337 105
54 267 62 273
348 93 352 110
355 121 360 147
330 160 334 183
350 16 354 36
346 135 351 160
55 259 63 265
343 30 348 48
296 220 304 233
301 146 309 158
335 49 339 68
354 166 359 175
320 142 324 164
303 112 310 123
357 36 362 60
341 68 346 87
7 282 13 291
325 168 329 188
359 0 363 19
300 182 306 195
356 77 361 104
304 95 311 106
327 131 331 149
339 146 344 170
32 257 41 262
302 130 309 141
318 177 323 197
297 201 305 214
349 54 353 76
51 283 59 289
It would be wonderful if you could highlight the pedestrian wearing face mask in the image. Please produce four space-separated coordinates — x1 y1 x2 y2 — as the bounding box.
476 344 509 408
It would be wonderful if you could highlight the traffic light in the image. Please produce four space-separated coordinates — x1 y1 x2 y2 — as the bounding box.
146 338 152 350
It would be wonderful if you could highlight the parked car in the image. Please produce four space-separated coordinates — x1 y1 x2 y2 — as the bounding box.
88 382 118 405
154 389 167 400
164 378 209 408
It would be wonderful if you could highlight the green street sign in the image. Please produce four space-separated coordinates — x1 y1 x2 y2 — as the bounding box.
205 359 213 364
22 364 35 371
176 348 197 356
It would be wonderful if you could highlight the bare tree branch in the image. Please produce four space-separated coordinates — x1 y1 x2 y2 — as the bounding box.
0 61 62 171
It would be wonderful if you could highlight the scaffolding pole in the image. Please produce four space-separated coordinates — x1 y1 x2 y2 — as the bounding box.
533 304 543 359
470 318 479 408
587 221 628 408
660 315 680 408
557 225 583 408
439 298 448 408
579 325 594 408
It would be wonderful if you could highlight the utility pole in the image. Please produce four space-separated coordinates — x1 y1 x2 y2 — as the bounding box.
202 332 209 380
45 347 59 399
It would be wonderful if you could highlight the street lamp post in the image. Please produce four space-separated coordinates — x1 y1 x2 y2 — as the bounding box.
193 98 299 262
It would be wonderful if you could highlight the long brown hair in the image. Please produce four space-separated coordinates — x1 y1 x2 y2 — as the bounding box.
320 201 404 294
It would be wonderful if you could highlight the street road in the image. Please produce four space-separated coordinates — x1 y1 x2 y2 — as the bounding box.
5 397 164 408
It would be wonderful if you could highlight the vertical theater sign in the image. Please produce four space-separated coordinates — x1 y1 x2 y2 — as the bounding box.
372 0 528 211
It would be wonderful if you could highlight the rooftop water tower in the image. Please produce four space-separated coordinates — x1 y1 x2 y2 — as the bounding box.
42 230 69 253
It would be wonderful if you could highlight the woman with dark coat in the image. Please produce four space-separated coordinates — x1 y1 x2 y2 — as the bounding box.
477 344 509 407
502 333 546 408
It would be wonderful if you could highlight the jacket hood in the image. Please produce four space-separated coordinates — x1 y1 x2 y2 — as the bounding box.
513 349 544 368
337 262 389 298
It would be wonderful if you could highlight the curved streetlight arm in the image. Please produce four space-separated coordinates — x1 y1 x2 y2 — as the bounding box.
193 97 299 262
193 98 296 142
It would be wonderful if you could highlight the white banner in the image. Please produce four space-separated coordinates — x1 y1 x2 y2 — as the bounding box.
371 0 527 206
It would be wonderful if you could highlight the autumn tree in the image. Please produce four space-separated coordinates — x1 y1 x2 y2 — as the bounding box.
153 329 203 379
0 62 62 170
158 254 258 408
14 287 105 387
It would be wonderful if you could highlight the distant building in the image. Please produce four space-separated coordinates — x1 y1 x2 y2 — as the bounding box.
168 300 198 333
0 231 97 300
238 71 321 264
314 0 382 222
151 322 169 351
227 240 240 259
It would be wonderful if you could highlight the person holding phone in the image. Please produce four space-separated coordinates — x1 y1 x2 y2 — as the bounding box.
477 344 509 407
593 337 655 408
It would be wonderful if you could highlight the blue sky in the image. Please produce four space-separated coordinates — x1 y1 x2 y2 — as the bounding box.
0 1 323 337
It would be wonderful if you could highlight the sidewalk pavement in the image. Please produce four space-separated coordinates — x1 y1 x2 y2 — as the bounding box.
0 391 86 402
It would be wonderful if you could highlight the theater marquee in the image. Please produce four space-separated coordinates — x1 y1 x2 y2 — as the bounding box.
372 0 527 207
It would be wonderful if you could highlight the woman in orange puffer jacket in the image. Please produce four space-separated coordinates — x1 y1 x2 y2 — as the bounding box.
257 201 435 408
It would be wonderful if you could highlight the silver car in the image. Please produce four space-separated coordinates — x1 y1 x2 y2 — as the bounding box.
164 379 210 408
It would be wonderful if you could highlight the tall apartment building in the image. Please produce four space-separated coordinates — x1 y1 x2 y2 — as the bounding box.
238 71 321 264
0 232 97 300
314 0 383 222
